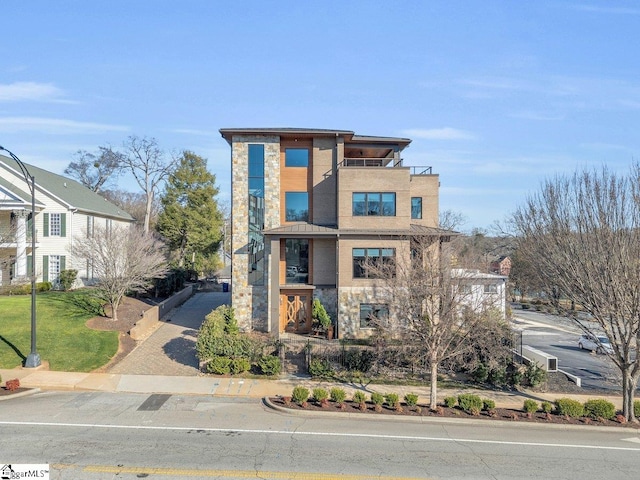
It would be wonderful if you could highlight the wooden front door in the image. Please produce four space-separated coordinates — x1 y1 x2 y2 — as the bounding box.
280 291 312 333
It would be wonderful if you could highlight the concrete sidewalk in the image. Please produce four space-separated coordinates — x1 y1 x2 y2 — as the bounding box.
0 367 624 410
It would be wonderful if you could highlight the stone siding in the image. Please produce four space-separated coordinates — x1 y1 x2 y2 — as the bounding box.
337 286 385 339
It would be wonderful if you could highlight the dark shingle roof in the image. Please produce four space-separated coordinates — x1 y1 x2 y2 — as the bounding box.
0 154 134 221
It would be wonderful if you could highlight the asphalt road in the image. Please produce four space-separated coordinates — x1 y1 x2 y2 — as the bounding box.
1 391 640 479
512 309 622 391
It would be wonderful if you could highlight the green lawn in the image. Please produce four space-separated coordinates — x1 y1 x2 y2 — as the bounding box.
0 290 118 372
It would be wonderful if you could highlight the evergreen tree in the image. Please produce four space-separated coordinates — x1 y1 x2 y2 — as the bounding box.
156 151 223 274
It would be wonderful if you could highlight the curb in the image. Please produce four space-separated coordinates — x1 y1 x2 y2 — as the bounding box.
0 388 41 402
261 396 638 433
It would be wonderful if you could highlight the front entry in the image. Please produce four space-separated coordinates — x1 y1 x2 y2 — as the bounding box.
280 290 312 334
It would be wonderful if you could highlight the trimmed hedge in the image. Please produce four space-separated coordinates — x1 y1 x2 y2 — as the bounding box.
258 355 281 376
583 399 616 420
458 394 483 415
523 399 538 414
292 386 309 405
330 387 347 404
555 398 584 418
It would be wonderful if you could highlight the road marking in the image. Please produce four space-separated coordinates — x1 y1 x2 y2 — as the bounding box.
68 464 425 479
621 437 640 444
3 421 640 452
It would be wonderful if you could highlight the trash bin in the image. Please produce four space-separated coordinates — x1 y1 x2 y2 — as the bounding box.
222 282 229 292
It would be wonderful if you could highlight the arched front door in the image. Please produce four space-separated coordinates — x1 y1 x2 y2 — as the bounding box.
280 290 312 333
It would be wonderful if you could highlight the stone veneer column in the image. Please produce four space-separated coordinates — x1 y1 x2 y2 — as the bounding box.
231 135 280 331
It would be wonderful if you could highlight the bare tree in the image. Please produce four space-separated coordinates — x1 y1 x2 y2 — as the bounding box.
119 136 177 233
365 235 510 410
72 224 168 322
64 146 124 193
102 189 160 229
439 209 467 231
513 164 640 422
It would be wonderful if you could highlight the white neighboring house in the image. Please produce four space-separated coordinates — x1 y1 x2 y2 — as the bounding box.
0 154 134 288
452 268 508 319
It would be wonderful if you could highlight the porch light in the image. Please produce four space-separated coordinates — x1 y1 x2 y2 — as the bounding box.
0 145 40 368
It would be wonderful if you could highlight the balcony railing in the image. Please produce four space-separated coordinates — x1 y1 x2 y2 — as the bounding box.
339 158 433 175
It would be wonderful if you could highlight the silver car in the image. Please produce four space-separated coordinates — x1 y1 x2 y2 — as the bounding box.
578 334 613 355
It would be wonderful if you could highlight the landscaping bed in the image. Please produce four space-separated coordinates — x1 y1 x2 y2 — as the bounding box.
268 396 640 429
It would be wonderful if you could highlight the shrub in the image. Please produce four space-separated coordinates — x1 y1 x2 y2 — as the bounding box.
634 400 640 418
330 387 346 404
229 357 250 374
524 363 547 387
458 394 483 415
196 306 259 363
37 282 52 292
555 398 584 418
206 356 231 375
312 298 332 331
583 399 616 420
343 349 375 373
292 386 309 405
404 393 419 408
385 393 400 408
5 378 19 391
312 388 329 403
58 269 78 291
471 363 489 383
541 401 553 413
258 355 281 376
523 399 538 414
308 358 333 378
488 367 507 387
353 391 367 404
444 396 457 408
482 399 496 411
370 392 384 406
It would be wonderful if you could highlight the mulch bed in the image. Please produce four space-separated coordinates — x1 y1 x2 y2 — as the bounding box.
269 397 640 429
0 386 31 397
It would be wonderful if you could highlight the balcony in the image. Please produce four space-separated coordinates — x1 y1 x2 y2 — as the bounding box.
340 158 433 175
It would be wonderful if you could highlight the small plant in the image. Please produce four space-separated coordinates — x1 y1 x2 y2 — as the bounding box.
541 401 553 413
258 355 282 376
308 358 333 378
312 298 332 331
472 363 489 383
353 391 367 407
5 378 20 391
385 393 400 409
583 399 615 420
634 400 640 418
524 363 547 387
482 399 496 411
292 386 310 406
229 357 251 374
371 392 384 412
404 393 419 408
444 396 457 408
206 356 231 375
58 269 78 291
330 387 346 405
523 399 538 414
458 394 483 415
555 398 584 418
312 388 329 406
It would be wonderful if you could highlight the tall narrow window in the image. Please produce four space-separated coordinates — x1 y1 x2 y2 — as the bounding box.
248 144 265 285
411 197 422 219
285 239 309 284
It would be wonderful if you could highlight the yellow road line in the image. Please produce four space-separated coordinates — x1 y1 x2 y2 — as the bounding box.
76 464 428 479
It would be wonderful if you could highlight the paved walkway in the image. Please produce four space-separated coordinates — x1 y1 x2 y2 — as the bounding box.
108 291 230 375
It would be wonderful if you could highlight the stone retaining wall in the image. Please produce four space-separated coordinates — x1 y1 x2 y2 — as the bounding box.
129 285 195 340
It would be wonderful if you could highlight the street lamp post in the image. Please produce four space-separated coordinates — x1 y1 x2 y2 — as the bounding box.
0 145 41 368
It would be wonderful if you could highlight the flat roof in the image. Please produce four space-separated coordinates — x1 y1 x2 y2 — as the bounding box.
219 128 411 147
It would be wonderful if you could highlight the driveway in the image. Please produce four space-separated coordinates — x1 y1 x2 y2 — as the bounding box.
108 291 230 376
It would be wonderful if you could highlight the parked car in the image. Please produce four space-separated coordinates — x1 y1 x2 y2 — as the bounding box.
286 266 298 277
578 334 613 354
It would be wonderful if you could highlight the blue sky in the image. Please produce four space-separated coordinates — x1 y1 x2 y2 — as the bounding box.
2 1 639 231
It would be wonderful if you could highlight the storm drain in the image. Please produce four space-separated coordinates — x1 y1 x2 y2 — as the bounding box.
137 394 171 411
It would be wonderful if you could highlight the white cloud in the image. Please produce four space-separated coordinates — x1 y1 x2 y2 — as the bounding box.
402 128 476 141
0 117 129 135
0 81 67 102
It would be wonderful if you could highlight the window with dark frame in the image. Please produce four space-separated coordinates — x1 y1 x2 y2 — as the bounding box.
285 192 309 221
352 248 395 278
359 303 389 328
411 197 422 219
285 148 309 167
352 192 396 216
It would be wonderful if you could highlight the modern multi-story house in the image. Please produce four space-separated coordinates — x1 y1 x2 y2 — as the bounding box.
220 128 448 339
0 154 134 287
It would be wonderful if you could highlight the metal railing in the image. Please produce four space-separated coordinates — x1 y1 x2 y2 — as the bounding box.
339 159 433 175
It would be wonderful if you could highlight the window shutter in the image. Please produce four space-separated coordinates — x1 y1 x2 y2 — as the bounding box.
60 256 66 271
60 213 66 237
43 256 49 282
43 213 49 237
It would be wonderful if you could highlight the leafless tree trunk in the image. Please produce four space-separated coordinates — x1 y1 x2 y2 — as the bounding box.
513 164 640 422
365 235 510 410
72 224 168 321
119 136 177 233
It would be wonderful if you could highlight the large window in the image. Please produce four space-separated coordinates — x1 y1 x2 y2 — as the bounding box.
248 144 265 285
285 239 309 284
43 212 66 237
352 193 396 216
411 197 422 219
360 303 389 329
285 192 309 222
484 283 498 294
352 248 395 278
285 148 309 167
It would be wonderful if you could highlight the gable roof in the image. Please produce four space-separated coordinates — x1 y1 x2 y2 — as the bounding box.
0 154 134 221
